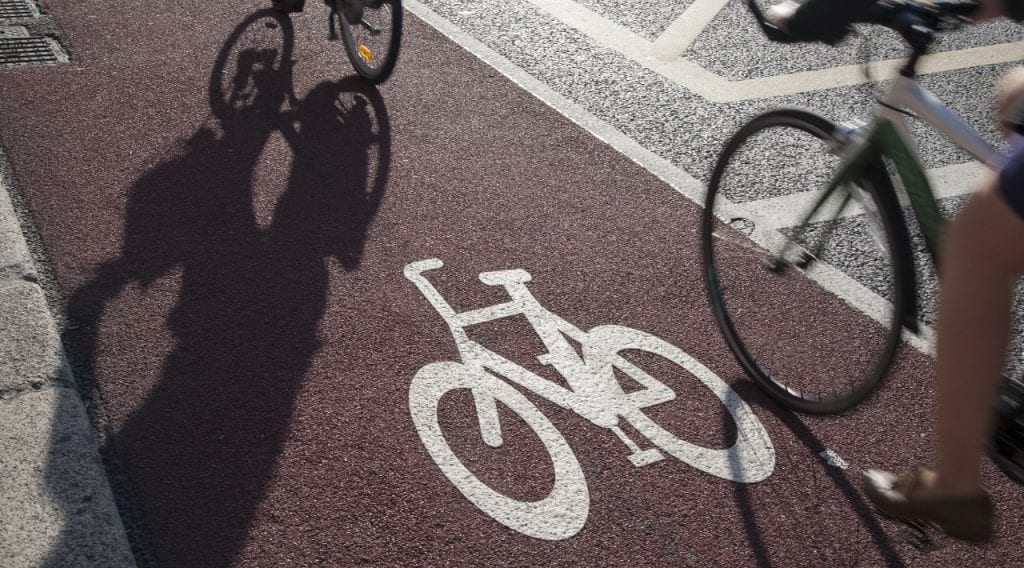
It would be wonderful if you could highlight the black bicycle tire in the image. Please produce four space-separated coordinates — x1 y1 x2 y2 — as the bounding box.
701 108 912 414
339 0 402 84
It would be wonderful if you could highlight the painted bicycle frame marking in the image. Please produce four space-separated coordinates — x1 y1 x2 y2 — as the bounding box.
405 258 775 540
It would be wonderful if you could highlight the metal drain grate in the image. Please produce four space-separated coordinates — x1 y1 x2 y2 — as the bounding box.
0 37 60 66
0 0 35 20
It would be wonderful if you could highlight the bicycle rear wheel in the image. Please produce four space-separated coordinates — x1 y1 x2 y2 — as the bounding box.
338 0 402 84
702 109 912 414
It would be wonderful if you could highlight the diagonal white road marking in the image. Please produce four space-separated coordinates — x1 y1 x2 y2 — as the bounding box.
523 0 1024 101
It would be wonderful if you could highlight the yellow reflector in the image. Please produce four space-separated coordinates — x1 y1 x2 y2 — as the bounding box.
358 45 373 62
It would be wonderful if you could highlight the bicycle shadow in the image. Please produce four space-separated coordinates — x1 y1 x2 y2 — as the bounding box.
725 380 906 568
53 10 390 567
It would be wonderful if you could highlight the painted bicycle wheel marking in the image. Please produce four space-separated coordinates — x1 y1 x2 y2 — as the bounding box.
405 258 775 540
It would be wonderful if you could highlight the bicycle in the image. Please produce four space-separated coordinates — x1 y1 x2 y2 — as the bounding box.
701 0 1000 415
327 0 402 84
405 258 775 540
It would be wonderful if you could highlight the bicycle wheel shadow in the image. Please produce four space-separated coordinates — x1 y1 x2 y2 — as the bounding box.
724 380 907 568
54 9 391 567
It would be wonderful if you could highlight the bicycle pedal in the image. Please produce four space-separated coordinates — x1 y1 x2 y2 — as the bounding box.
628 448 665 467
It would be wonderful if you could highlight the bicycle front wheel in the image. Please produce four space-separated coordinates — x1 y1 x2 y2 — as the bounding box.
339 0 402 84
702 109 912 414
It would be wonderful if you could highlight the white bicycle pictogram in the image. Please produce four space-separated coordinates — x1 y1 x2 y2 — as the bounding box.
405 258 775 540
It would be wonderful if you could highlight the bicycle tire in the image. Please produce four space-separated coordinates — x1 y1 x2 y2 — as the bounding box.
702 109 913 414
585 325 775 482
338 0 402 84
408 361 589 540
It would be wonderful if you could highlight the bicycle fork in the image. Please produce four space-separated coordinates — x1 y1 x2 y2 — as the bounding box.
328 0 384 40
773 120 888 273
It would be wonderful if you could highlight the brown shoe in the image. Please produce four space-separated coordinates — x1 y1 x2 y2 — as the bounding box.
862 468 994 543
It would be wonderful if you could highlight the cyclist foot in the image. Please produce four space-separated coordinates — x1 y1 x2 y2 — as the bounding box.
862 467 994 543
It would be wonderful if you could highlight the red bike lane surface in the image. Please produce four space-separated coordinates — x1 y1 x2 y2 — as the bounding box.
2 1 1023 566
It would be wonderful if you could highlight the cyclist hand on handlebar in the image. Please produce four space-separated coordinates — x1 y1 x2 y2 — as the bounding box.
766 0 1016 44
766 0 878 43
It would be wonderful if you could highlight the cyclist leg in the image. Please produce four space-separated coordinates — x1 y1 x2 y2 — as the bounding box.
862 81 1024 541
933 164 1024 497
860 170 1022 543
933 67 1024 500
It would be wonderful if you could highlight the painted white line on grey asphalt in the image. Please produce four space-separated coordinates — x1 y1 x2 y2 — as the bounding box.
927 161 990 199
752 161 989 231
405 0 938 356
651 0 725 61
523 0 1024 101
751 189 866 230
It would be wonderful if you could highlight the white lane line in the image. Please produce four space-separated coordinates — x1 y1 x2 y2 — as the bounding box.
650 0 728 61
745 189 861 231
405 0 941 355
404 0 707 205
748 161 989 231
927 161 990 199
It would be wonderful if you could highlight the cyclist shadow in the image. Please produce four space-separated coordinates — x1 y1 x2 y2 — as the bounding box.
725 381 908 568
55 10 390 567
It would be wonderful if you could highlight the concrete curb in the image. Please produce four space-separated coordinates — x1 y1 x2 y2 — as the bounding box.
0 173 135 566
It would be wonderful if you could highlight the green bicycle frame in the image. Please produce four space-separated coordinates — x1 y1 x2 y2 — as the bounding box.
786 73 1003 276
788 118 943 268
773 74 1006 337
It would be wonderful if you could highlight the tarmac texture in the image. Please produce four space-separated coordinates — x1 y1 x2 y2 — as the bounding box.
2 0 1024 567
